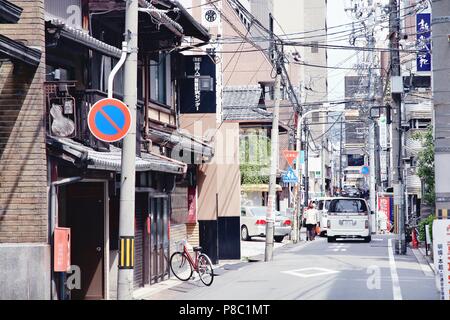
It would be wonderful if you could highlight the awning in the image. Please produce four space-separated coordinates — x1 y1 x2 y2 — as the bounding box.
0 0 22 24
47 136 186 175
0 33 41 66
241 184 283 192
46 19 122 59
148 128 214 158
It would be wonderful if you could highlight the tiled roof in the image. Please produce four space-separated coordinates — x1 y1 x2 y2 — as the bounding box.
148 128 214 158
0 0 22 24
223 86 272 121
47 136 186 174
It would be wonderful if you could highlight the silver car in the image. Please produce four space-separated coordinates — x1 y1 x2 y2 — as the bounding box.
240 206 292 243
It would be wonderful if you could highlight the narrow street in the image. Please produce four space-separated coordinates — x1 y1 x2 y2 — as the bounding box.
1 0 449 304
144 235 438 300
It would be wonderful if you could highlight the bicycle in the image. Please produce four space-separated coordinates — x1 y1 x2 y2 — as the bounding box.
169 240 214 286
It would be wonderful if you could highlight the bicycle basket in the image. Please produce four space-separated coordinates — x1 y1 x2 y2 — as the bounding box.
176 239 186 252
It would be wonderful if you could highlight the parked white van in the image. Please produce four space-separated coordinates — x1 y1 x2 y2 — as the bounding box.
326 197 372 242
314 197 332 236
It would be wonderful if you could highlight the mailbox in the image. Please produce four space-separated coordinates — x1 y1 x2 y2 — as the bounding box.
54 227 71 272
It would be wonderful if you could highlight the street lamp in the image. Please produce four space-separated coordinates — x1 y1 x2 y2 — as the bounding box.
293 107 341 243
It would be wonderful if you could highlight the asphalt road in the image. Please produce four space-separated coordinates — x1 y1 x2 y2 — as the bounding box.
151 234 438 300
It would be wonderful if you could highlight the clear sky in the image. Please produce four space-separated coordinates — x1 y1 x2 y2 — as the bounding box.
326 0 357 102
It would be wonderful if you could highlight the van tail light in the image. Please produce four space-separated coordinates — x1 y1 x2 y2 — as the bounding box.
283 220 291 226
327 220 331 229
365 220 369 229
256 219 267 225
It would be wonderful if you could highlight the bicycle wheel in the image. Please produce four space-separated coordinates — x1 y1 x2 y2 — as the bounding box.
170 252 193 281
198 253 214 286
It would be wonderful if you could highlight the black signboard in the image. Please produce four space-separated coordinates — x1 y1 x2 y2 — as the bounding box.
179 55 216 114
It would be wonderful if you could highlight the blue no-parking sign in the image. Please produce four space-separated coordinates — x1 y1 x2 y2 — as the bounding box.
88 98 131 143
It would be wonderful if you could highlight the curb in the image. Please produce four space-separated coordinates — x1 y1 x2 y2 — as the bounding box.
412 247 436 276
418 247 436 274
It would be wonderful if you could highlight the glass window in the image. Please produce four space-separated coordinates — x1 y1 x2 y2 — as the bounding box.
317 201 324 210
250 207 281 217
347 154 365 166
329 199 368 214
150 53 167 104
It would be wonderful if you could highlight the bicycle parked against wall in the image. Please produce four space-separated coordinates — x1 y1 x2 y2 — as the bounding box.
169 240 215 286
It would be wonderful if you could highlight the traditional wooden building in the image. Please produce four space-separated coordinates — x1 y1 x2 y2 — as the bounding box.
0 0 212 300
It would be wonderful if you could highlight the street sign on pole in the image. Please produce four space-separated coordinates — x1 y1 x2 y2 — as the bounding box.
361 165 370 175
283 150 299 167
88 98 131 143
432 219 450 300
282 167 298 184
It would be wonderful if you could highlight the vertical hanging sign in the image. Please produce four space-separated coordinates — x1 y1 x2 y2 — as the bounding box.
433 219 450 300
416 13 431 72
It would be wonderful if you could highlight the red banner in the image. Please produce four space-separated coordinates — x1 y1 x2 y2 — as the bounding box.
378 196 391 232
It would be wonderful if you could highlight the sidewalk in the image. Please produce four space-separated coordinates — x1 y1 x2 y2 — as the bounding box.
133 233 310 300
133 259 241 300
413 245 436 274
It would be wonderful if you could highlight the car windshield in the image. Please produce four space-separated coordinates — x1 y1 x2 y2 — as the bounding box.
250 207 281 217
329 199 367 213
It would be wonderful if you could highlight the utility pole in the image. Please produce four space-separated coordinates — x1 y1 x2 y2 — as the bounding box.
389 0 406 254
432 0 450 222
339 119 343 193
304 126 309 208
117 0 138 299
265 49 282 262
293 113 301 244
321 137 325 197
367 19 377 225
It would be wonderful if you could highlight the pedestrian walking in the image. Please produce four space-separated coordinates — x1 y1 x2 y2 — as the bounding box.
304 202 319 241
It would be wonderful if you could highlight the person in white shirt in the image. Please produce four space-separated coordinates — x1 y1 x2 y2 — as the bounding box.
304 202 319 241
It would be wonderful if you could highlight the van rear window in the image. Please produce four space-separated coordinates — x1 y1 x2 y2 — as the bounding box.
329 199 367 213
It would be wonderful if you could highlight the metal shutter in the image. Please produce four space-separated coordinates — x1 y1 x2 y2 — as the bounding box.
134 194 146 289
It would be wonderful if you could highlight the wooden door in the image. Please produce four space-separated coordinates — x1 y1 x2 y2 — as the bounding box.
65 183 104 300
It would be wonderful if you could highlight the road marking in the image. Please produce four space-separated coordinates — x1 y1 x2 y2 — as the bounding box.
329 243 348 252
388 239 403 300
282 267 340 278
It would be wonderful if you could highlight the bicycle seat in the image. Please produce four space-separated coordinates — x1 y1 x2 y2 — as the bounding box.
193 246 202 252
